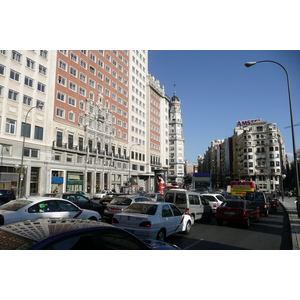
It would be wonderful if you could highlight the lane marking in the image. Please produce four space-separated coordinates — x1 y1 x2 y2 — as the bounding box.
184 239 204 250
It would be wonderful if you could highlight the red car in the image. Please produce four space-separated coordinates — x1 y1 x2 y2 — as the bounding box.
215 200 260 227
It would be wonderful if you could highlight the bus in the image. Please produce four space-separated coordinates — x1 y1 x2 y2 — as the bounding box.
230 181 256 198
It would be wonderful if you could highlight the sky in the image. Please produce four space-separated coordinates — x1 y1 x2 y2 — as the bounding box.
148 50 300 163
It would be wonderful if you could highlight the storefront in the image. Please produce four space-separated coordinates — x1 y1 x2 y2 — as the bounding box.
66 172 84 192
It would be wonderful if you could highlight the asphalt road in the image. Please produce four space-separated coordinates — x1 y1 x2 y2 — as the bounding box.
165 204 292 250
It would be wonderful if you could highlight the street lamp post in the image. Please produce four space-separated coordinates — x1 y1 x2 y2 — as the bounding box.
128 143 140 193
19 104 44 198
245 60 300 217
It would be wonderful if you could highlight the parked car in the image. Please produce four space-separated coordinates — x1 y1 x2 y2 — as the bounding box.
224 194 242 200
99 193 129 214
55 193 102 214
0 218 180 250
0 190 16 204
0 197 101 225
112 202 192 241
103 195 151 223
74 191 92 199
144 193 164 202
244 191 269 216
93 190 113 200
164 189 212 223
215 199 260 227
201 193 225 213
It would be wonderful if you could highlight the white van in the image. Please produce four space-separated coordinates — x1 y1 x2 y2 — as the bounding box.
164 189 212 224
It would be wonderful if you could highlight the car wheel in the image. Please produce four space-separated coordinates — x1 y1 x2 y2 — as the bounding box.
190 214 195 224
185 221 192 235
156 229 166 241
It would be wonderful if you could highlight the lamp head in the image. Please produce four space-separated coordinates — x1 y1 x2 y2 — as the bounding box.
244 62 257 68
36 103 44 109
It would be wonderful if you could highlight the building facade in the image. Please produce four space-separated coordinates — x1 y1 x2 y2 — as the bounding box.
199 119 286 192
168 92 185 185
0 50 181 197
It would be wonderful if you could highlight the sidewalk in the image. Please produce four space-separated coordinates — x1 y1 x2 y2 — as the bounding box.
280 196 300 250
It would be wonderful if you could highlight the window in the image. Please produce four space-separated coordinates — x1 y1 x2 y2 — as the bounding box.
11 51 21 62
68 111 74 122
80 59 87 69
24 76 33 87
56 108 64 118
21 122 31 137
39 64 47 75
10 69 20 81
68 96 76 107
39 50 48 59
0 64 5 75
24 148 38 158
162 205 173 217
23 95 32 106
26 58 35 69
55 153 61 161
34 126 43 140
56 131 63 147
58 75 66 86
79 87 85 96
5 118 16 134
57 91 65 102
70 66 77 77
36 100 44 110
90 66 95 75
8 89 18 101
37 82 46 92
58 60 67 71
80 73 86 82
69 81 76 92
70 52 78 62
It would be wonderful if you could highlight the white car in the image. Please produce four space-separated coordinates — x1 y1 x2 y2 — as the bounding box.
93 190 112 199
112 202 192 241
201 193 225 213
0 197 101 225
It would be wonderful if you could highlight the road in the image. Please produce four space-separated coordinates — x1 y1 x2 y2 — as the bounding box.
165 204 292 250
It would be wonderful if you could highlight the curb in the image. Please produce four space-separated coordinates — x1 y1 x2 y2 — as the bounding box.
280 201 300 250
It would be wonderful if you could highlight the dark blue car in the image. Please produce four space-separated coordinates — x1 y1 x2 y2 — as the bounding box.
0 218 180 250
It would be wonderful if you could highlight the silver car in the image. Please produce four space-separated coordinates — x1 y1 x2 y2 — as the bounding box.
103 195 151 223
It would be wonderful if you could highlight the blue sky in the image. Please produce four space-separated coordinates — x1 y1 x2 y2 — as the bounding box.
148 50 300 163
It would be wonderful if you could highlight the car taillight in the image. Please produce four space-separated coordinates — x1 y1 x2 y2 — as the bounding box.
264 204 267 209
0 215 4 226
213 203 217 207
139 221 151 227
112 218 118 224
185 208 189 214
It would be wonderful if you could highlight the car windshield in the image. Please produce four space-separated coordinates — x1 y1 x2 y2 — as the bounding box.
0 200 32 211
124 203 158 215
202 195 217 202
221 201 244 208
110 197 132 206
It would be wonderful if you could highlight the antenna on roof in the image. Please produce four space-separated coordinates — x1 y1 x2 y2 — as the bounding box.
173 84 176 96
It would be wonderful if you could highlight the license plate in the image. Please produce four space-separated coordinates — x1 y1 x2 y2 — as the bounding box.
224 211 234 215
